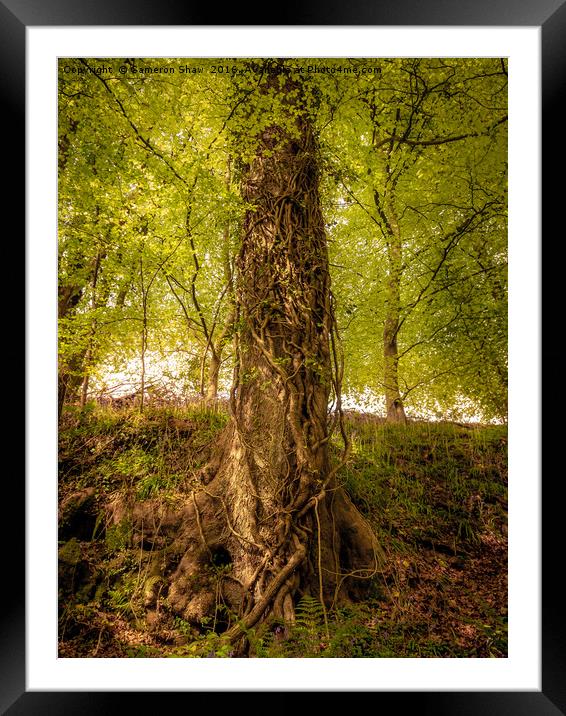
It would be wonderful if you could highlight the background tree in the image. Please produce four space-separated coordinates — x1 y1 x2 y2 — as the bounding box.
325 58 507 421
59 59 239 409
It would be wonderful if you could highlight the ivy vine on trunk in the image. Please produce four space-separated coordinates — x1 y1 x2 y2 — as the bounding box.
162 64 380 650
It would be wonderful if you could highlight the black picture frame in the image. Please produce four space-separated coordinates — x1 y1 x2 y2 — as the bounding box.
10 0 561 712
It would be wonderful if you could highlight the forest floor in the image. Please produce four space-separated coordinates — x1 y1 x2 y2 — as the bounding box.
58 401 507 658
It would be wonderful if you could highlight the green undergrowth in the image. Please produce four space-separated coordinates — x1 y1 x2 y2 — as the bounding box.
339 416 507 553
58 402 507 658
59 402 228 500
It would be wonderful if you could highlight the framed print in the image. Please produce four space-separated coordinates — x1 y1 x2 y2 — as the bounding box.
9 0 561 712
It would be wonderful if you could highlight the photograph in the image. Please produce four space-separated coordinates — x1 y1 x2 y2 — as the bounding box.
57 56 509 660
9 8 558 708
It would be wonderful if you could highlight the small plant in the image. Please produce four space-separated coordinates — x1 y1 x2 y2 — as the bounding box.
173 616 194 637
107 573 138 615
457 518 480 546
169 631 234 658
105 519 132 552
136 471 182 499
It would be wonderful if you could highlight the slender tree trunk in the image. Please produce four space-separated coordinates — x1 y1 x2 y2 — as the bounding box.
58 116 81 419
79 359 91 408
164 68 380 644
205 347 221 403
383 244 406 423
383 328 405 422
139 254 148 412
58 356 83 419
79 248 105 409
58 284 84 419
140 310 147 412
204 305 235 403
376 189 407 424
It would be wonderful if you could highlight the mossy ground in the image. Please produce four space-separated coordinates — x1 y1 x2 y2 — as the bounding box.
58 401 507 658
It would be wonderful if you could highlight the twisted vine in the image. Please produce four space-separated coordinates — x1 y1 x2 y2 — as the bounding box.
178 67 379 645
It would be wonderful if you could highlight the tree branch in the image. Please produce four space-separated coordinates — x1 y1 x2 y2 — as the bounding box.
80 59 189 188
374 114 507 151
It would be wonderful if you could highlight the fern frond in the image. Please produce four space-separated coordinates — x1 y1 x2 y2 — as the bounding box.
295 594 324 633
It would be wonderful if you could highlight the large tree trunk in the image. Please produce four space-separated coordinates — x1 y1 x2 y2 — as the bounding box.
162 68 380 646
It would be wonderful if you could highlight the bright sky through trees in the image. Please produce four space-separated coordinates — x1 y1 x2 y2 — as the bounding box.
59 57 507 423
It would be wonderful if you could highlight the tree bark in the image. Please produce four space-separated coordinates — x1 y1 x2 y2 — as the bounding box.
383 246 407 424
205 346 222 403
383 323 406 423
376 190 407 424
58 283 84 419
164 67 380 644
79 248 106 409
